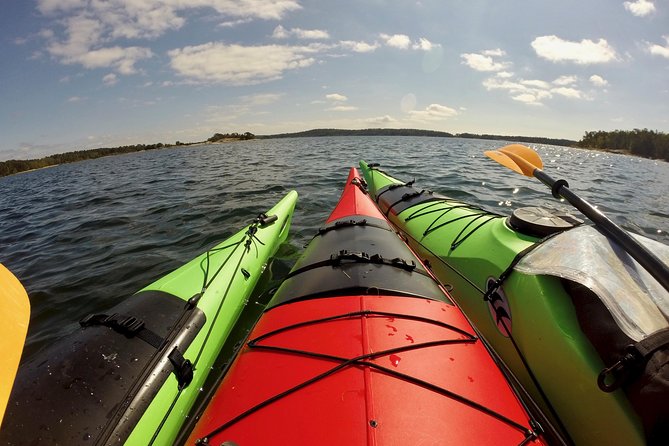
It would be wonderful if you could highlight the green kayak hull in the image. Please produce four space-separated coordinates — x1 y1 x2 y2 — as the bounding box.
359 161 645 446
1 191 297 446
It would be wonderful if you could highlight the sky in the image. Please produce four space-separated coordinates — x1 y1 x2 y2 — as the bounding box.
1 0 668 160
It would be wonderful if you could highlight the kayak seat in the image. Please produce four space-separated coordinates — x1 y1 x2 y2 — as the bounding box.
0 290 205 445
268 216 451 308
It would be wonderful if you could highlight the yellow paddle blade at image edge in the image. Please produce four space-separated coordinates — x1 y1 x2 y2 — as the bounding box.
0 264 30 425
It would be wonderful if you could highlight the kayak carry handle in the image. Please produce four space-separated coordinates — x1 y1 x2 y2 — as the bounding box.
256 213 278 226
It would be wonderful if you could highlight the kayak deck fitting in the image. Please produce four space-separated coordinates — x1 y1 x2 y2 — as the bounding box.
0 191 297 446
187 169 547 445
359 160 669 446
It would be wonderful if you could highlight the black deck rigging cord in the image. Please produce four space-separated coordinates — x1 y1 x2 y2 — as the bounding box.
195 310 540 445
147 214 276 445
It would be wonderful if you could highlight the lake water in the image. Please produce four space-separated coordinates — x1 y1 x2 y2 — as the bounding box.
1 136 668 360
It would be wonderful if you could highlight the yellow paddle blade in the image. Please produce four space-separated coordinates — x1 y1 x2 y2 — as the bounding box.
484 150 525 175
484 144 543 177
500 144 544 169
0 264 30 425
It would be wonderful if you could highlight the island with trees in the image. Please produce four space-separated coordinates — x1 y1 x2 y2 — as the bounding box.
1 128 666 178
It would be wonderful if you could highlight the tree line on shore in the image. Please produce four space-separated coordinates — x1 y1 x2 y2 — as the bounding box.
0 142 184 178
578 129 669 161
1 128 666 178
0 133 255 178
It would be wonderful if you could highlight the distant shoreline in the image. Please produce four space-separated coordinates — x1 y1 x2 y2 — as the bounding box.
258 128 579 147
2 128 666 178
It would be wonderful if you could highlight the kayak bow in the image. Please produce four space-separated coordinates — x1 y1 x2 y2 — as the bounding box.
187 168 546 445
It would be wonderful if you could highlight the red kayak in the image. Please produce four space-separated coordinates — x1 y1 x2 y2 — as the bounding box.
187 168 547 445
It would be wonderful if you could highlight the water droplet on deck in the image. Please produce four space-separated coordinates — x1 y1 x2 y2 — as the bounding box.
389 354 401 367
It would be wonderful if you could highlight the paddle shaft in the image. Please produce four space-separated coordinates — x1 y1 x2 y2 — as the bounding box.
533 168 669 293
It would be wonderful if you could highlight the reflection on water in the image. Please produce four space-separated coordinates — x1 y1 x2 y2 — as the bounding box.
1 137 668 358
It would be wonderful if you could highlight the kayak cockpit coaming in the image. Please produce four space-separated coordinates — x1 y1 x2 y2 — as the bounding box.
267 215 453 309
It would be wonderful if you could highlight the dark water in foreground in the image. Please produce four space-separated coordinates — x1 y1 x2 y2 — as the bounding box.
1 136 668 360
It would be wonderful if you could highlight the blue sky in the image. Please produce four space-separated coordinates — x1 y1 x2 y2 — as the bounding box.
1 0 668 160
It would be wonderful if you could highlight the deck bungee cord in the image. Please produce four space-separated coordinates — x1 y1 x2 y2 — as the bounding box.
194 310 541 446
147 213 279 445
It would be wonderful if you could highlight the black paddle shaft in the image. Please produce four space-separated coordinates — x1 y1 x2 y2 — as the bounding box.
533 168 669 293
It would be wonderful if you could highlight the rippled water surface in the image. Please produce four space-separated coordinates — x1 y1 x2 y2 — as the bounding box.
2 137 668 359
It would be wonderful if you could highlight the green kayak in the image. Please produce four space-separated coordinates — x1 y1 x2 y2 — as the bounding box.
359 161 669 446
1 190 297 445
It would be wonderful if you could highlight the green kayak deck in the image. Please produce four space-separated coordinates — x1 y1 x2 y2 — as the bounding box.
359 161 648 446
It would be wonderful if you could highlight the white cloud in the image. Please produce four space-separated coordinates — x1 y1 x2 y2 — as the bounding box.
38 0 301 22
326 93 347 102
339 40 380 53
218 17 253 28
103 73 118 85
623 0 656 17
408 103 458 120
553 75 578 86
552 87 582 99
381 33 411 49
531 35 619 64
293 28 329 40
413 38 437 51
483 78 553 105
483 48 506 57
38 0 302 73
168 42 319 85
272 25 289 39
483 75 587 105
67 95 85 103
648 36 669 58
496 71 514 78
512 93 544 106
461 52 510 71
273 25 330 40
379 34 438 51
521 79 551 89
589 74 609 87
43 14 153 74
327 105 358 112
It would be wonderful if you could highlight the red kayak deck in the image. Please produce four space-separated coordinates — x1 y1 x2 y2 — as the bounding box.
187 168 545 445
188 295 540 445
